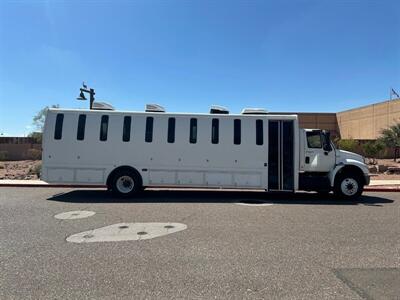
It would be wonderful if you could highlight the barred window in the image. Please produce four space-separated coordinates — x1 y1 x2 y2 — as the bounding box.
54 114 64 140
77 114 86 141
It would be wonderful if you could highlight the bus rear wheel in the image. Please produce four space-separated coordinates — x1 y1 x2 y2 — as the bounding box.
333 173 363 200
110 169 142 197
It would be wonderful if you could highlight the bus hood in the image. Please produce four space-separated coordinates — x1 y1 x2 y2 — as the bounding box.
336 149 364 164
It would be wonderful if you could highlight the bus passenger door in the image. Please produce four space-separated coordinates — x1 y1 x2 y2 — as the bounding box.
268 120 294 191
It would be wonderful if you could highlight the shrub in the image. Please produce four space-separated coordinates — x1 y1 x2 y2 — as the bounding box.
362 140 384 164
0 151 8 161
28 132 42 144
379 123 400 161
336 139 358 153
29 163 42 177
26 148 41 160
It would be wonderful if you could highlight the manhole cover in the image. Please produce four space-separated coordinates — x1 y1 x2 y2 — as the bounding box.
54 211 96 220
164 225 174 229
83 234 94 239
119 225 129 229
137 231 147 235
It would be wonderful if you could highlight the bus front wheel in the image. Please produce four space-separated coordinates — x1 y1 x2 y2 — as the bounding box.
333 173 363 200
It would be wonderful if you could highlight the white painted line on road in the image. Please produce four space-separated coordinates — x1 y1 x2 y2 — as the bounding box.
54 211 96 220
66 222 187 243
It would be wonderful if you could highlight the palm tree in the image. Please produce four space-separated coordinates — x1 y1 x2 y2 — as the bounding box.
379 123 400 161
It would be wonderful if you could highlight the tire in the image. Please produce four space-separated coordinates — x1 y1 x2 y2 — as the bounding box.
110 169 142 197
333 173 363 200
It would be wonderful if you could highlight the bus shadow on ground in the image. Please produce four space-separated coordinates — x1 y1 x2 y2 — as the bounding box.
47 189 394 206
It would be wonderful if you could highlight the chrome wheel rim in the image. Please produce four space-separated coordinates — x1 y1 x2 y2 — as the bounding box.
340 178 358 196
116 176 134 193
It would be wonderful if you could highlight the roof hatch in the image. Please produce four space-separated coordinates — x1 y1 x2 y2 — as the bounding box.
145 104 166 113
92 102 115 111
241 108 268 115
210 105 229 114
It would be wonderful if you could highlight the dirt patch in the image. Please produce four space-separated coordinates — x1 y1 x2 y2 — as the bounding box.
0 160 41 180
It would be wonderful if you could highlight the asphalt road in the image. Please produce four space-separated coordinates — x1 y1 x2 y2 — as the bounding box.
0 188 399 299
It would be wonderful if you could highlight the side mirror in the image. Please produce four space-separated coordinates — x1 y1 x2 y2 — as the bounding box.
322 131 332 152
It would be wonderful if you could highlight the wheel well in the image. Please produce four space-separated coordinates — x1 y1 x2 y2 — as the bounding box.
106 166 143 189
335 165 365 186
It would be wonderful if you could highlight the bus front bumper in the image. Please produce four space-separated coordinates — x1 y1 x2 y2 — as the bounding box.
364 174 371 186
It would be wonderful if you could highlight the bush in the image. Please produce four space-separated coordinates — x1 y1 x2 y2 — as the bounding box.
362 140 384 164
0 151 8 161
28 132 42 144
336 139 358 153
26 148 41 160
29 163 42 177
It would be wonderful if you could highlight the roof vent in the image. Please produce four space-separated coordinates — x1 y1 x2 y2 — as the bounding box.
145 104 166 113
241 108 268 115
210 105 229 114
92 102 115 111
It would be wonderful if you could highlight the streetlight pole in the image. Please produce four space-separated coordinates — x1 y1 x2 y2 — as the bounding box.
77 83 96 109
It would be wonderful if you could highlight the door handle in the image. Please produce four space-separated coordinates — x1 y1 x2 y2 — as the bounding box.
305 156 310 164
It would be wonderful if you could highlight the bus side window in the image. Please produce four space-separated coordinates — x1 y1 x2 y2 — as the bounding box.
168 118 175 143
190 118 197 144
256 119 263 145
145 117 154 143
100 115 109 141
234 119 241 145
211 118 219 144
123 116 131 142
77 114 86 141
54 113 64 140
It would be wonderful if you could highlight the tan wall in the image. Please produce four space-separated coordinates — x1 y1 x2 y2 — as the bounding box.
270 112 339 137
337 98 400 140
0 144 41 160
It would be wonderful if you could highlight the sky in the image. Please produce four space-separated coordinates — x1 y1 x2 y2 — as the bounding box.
0 0 399 136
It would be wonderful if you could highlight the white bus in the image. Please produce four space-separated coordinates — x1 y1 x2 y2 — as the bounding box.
42 105 369 199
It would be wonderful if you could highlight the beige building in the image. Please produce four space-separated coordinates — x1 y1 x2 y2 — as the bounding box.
337 98 400 140
274 97 400 140
271 112 339 137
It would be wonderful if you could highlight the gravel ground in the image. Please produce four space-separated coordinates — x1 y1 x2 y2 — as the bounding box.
0 160 41 180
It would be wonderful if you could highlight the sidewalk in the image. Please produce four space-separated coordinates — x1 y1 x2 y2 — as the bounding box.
0 179 399 192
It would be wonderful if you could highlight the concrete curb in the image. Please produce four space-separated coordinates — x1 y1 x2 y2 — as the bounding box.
0 182 400 192
364 187 400 192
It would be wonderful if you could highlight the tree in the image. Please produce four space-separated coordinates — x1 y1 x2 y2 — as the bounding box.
27 131 43 144
379 123 400 161
32 104 59 132
362 140 384 164
29 104 59 144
